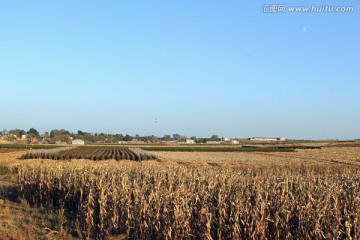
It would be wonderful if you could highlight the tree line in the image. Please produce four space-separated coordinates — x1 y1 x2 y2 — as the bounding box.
1 128 224 144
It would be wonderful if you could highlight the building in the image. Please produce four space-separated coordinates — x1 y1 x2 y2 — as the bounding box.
206 141 222 144
72 139 85 145
29 137 39 144
250 137 286 141
186 139 195 144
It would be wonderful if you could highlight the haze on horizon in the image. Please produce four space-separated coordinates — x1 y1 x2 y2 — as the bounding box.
0 1 359 140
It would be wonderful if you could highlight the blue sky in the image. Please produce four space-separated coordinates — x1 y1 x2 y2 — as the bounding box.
0 1 359 139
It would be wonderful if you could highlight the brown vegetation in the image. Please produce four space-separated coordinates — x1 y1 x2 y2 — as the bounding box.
1 146 360 239
20 147 156 161
18 153 360 239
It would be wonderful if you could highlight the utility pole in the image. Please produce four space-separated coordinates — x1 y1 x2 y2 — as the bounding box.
155 118 158 137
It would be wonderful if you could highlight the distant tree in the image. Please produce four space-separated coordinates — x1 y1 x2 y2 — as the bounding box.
179 136 187 142
97 133 107 143
173 133 187 142
60 129 70 135
60 134 71 144
7 135 17 142
113 134 124 142
149 135 158 143
8 129 18 137
83 133 96 143
163 135 172 142
210 135 221 141
77 130 85 136
124 134 133 142
27 128 39 137
75 135 84 140
50 129 61 139
9 129 26 138
172 134 180 141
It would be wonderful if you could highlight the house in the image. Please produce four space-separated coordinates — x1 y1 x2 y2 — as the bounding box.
186 139 195 144
29 137 39 144
222 138 239 144
72 139 85 145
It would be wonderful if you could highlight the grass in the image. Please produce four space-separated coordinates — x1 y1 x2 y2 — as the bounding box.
0 196 76 240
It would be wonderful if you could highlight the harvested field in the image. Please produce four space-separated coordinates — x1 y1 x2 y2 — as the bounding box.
152 147 360 168
141 146 297 152
0 144 60 150
0 148 28 154
20 147 156 161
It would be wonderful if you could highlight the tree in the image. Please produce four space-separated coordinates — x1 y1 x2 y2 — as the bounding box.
163 135 172 142
50 129 61 139
60 134 71 144
7 135 17 142
124 134 133 142
9 129 26 138
172 133 187 142
210 135 221 141
113 134 124 142
27 128 39 137
60 129 70 135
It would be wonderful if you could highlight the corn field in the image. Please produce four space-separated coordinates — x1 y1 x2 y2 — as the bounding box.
20 147 156 161
18 162 360 239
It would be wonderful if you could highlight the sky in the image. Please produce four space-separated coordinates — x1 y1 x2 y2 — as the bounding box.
0 1 359 139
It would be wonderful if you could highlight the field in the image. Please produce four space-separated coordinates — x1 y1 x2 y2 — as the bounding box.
0 142 360 239
20 146 156 161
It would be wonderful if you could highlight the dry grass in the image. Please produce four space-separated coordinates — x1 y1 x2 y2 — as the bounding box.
0 151 77 240
0 183 76 240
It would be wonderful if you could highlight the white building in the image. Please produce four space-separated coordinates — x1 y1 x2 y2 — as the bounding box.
250 137 286 141
206 141 222 144
72 139 85 145
186 139 195 144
